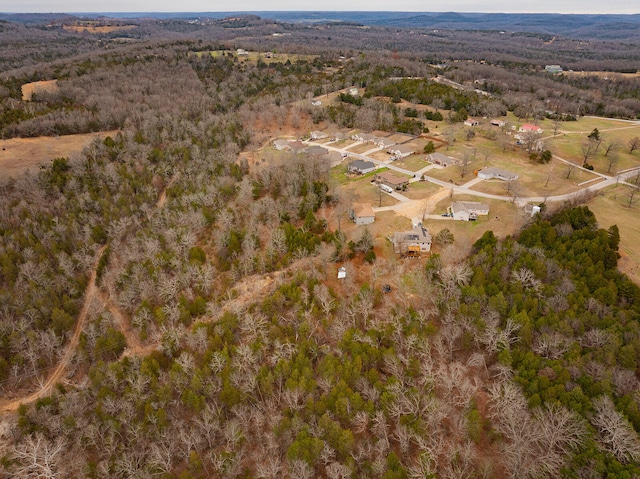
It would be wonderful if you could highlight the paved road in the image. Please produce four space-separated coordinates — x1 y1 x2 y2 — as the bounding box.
304 139 640 218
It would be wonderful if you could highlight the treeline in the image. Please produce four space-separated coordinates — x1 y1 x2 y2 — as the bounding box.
468 207 640 475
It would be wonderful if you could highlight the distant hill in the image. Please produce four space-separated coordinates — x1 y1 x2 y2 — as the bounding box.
1 11 640 40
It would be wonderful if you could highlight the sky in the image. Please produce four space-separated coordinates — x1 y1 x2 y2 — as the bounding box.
3 0 639 14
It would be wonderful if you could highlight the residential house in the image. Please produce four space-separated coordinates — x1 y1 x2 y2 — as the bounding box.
376 137 396 149
310 130 329 140
273 139 290 150
448 201 490 221
349 203 375 225
307 145 328 157
333 132 346 141
519 124 543 134
348 159 376 175
545 65 563 74
477 167 519 181
237 48 249 56
428 152 457 167
464 119 479 127
288 141 308 154
374 171 409 190
393 225 432 255
387 144 415 158
352 132 378 143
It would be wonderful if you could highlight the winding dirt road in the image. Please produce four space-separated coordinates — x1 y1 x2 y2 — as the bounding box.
0 245 107 414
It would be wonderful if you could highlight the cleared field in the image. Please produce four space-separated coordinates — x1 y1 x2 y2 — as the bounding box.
588 186 640 285
193 50 318 64
63 25 137 33
21 80 59 101
0 131 118 180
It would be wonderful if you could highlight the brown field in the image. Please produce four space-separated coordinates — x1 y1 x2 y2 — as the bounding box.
587 186 640 285
562 71 640 79
63 25 138 34
21 80 59 101
0 131 118 180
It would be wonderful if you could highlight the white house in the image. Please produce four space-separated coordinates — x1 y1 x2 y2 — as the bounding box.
464 119 479 127
387 144 415 158
310 130 329 140
477 167 519 181
349 203 375 225
376 137 396 149
352 132 378 143
448 201 490 221
428 152 457 167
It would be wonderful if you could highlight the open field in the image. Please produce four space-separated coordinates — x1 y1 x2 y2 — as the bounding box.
562 71 640 80
587 186 640 285
21 79 59 101
0 131 117 180
63 25 138 34
192 50 318 64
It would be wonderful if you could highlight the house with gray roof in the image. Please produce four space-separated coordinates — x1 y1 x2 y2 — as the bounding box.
477 167 519 181
427 152 457 167
348 159 376 175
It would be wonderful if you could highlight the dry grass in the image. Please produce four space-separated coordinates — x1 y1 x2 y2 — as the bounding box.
63 25 137 33
194 50 318 64
587 186 640 285
21 80 59 101
392 154 429 172
0 131 118 180
430 194 522 242
402 180 443 200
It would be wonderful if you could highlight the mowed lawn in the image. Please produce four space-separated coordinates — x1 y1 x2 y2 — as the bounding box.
588 186 640 285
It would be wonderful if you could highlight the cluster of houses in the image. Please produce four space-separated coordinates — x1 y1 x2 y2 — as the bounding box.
272 138 345 167
350 132 417 159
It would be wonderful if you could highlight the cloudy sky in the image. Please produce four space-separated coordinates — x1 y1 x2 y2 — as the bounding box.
3 0 638 14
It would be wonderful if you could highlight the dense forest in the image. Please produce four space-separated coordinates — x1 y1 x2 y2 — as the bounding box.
0 13 639 479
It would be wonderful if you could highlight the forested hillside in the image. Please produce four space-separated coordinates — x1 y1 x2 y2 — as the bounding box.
0 16 639 479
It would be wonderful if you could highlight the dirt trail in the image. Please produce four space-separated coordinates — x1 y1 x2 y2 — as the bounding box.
156 173 178 208
96 291 150 357
0 245 107 414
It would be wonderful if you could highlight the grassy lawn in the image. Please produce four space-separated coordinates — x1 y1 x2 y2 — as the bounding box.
548 126 640 174
587 185 640 285
331 166 388 186
393 154 429 172
345 181 399 207
403 180 443 200
348 143 379 154
428 194 521 243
